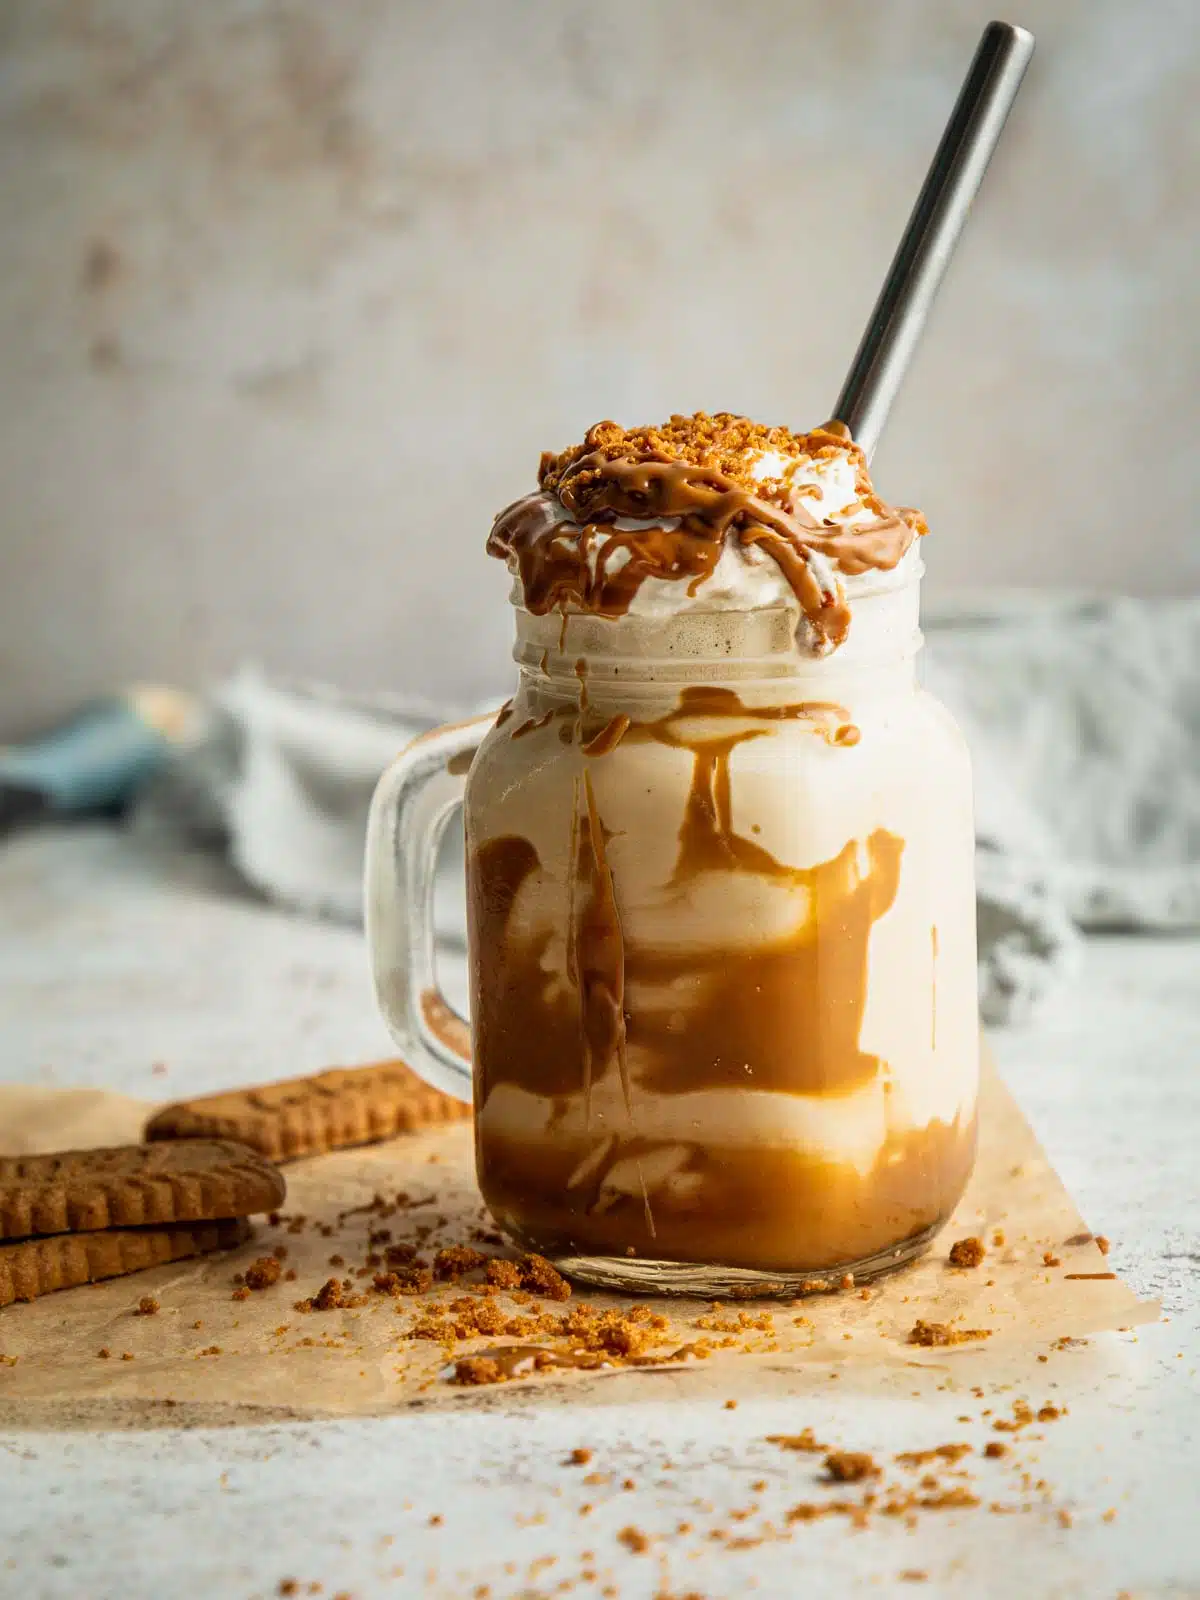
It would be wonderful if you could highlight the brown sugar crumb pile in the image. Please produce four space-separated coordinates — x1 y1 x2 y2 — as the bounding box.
908 1319 993 1347
948 1237 986 1269
134 1295 160 1316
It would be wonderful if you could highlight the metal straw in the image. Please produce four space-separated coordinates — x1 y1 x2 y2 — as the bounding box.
831 20 1035 460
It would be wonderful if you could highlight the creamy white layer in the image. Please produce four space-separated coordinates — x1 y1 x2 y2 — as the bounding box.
479 1060 975 1187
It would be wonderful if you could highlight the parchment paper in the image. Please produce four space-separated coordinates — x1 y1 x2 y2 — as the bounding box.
0 1055 1158 1426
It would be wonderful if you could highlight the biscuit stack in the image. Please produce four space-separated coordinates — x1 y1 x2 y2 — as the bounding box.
144 1060 471 1162
1 1058 470 1307
0 1141 286 1306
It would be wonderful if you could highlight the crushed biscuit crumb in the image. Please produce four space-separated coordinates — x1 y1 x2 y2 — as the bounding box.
374 1265 433 1296
908 1320 993 1347
767 1429 826 1453
948 1237 985 1269
823 1451 879 1484
433 1245 488 1282
617 1526 650 1554
895 1443 972 1469
245 1256 283 1291
517 1254 571 1301
451 1357 505 1387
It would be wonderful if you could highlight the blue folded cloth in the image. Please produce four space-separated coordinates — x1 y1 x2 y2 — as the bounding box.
0 690 198 829
923 594 1200 1019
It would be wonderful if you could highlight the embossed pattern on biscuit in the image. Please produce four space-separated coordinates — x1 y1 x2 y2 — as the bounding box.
0 1218 252 1306
0 1141 285 1239
145 1061 472 1163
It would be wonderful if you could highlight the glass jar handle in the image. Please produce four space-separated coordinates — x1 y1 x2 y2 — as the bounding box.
364 714 494 1105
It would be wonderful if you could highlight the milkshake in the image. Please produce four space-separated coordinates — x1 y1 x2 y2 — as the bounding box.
460 413 978 1287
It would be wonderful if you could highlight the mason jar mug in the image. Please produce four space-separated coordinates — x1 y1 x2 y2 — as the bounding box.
365 573 978 1295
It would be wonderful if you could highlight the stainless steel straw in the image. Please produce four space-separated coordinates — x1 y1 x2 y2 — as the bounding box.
831 20 1035 460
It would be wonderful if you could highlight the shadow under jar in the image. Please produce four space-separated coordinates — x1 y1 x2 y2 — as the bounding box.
368 572 978 1297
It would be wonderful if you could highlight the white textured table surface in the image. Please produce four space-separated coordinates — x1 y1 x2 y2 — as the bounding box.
0 827 1197 1600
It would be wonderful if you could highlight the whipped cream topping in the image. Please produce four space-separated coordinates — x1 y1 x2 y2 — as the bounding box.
488 414 928 654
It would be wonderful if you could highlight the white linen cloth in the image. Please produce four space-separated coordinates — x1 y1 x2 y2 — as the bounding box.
135 595 1200 1026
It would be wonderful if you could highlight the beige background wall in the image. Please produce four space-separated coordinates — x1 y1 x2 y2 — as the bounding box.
1 0 1196 735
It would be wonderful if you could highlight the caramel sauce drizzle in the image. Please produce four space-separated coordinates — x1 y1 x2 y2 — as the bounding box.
419 987 471 1063
582 714 631 758
510 709 555 740
577 772 630 1119
472 685 897 1107
446 1342 701 1382
488 453 919 652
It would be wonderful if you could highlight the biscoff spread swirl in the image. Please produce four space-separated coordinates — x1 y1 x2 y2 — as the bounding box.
489 413 928 654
